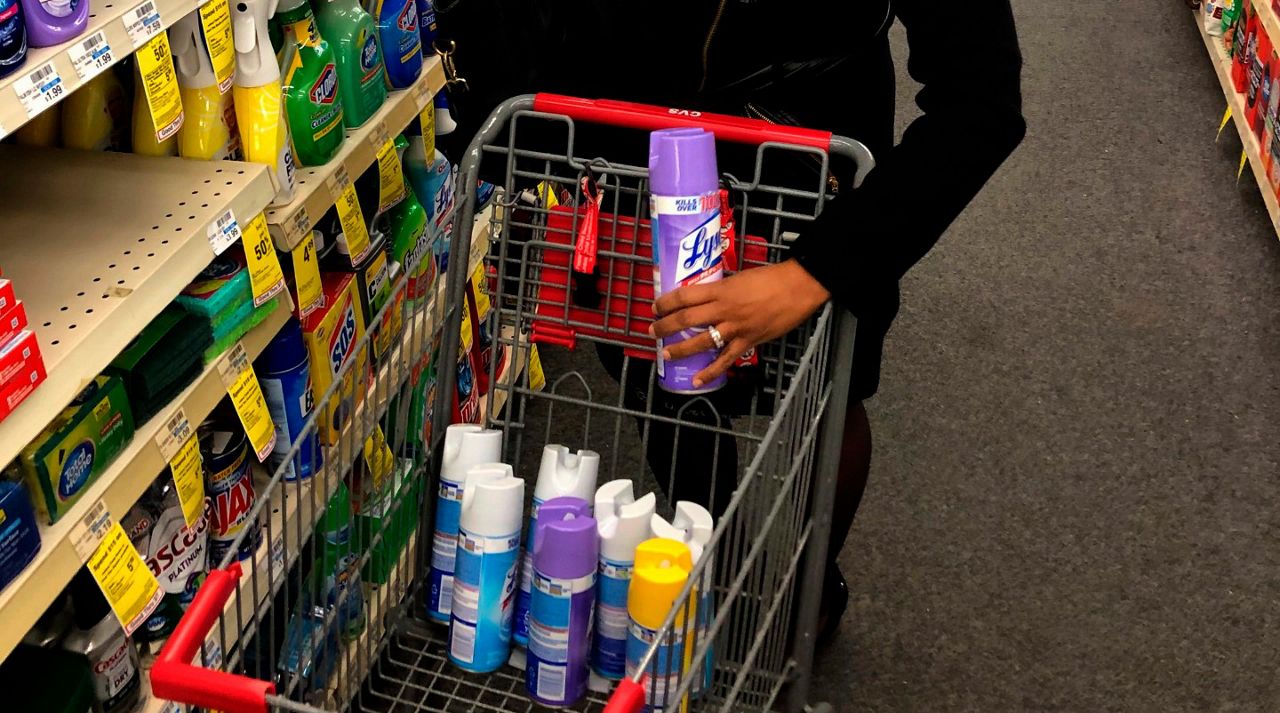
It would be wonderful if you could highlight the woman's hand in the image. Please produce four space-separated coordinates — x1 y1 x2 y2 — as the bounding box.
650 259 831 388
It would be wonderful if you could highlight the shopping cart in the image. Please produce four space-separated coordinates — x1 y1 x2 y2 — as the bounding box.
150 94 873 713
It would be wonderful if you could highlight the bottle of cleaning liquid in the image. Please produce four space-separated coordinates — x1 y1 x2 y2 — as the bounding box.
651 502 714 697
14 103 57 146
365 0 419 89
171 12 240 160
386 135 431 285
627 538 696 713
513 444 600 647
427 424 501 623
132 61 178 156
447 462 523 673
19 0 86 47
0 0 26 79
276 0 345 166
415 0 433 52
593 480 656 680
313 0 385 127
525 496 596 707
61 68 128 151
319 480 365 640
65 568 142 713
232 0 297 205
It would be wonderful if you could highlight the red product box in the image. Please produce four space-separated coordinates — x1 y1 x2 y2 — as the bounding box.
0 357 46 421
0 330 43 387
0 279 16 316
0 300 29 347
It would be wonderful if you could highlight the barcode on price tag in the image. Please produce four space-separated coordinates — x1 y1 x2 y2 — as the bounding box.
13 63 65 118
70 500 112 561
207 209 241 255
68 31 114 81
155 408 193 462
125 0 163 48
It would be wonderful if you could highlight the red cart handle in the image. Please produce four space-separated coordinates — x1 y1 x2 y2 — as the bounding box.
150 563 276 713
532 94 833 150
602 677 648 713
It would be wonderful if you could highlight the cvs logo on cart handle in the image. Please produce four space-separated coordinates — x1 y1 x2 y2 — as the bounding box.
668 108 703 118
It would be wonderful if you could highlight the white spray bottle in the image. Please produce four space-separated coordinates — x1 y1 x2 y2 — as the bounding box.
427 424 502 622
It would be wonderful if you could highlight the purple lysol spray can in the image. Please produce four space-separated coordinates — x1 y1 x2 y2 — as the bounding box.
649 128 726 394
526 497 597 706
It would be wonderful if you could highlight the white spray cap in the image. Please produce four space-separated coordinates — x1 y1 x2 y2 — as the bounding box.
651 501 714 564
232 0 282 88
533 444 600 505
170 12 217 90
434 92 456 135
595 480 657 563
440 424 502 484
459 463 524 538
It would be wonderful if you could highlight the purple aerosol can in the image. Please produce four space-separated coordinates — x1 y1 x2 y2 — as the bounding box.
525 497 597 706
649 128 727 394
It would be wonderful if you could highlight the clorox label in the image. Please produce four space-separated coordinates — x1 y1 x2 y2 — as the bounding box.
310 64 338 105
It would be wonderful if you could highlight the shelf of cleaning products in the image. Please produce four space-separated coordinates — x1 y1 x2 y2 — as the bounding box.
0 0 218 140
0 146 275 471
1195 12 1280 233
265 56 448 251
0 296 290 664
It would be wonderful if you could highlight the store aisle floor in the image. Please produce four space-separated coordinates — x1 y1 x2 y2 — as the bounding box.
809 2 1280 710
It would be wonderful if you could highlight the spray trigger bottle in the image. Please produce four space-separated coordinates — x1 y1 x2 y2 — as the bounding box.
232 0 297 205
171 11 240 160
277 0 345 166
365 0 420 89
313 0 386 127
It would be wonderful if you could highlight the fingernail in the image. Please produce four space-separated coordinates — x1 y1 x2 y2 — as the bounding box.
692 379 703 388
648 325 655 337
662 350 671 360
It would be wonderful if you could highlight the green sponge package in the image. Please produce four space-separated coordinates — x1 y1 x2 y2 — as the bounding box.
107 306 212 423
19 375 135 523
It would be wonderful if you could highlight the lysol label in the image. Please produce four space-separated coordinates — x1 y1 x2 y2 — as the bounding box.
651 191 720 216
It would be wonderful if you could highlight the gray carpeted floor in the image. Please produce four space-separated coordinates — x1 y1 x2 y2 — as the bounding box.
807 2 1280 710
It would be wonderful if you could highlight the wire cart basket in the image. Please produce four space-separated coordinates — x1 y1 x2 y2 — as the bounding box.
150 94 873 713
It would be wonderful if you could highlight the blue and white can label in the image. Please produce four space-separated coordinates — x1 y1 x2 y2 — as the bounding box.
626 620 688 711
427 477 464 622
449 528 520 672
511 496 544 646
591 557 631 679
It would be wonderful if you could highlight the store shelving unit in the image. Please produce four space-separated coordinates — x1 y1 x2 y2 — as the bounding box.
0 296 290 663
0 147 274 468
0 0 216 140
265 57 448 251
1195 9 1280 232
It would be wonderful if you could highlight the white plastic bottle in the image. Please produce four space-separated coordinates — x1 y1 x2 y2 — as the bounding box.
427 424 502 622
592 480 656 680
512 444 600 647
651 501 715 696
448 462 523 673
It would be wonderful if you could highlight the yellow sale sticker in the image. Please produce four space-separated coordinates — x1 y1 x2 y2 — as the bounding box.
363 426 396 492
136 32 184 141
243 213 286 307
199 0 235 94
332 168 372 264
291 232 325 318
471 263 491 319
420 100 435 159
156 409 206 528
377 139 408 212
217 342 277 462
71 501 164 636
528 344 546 392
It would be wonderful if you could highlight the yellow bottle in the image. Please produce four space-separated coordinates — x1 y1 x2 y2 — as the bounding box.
61 69 129 151
627 539 696 713
231 0 296 205
171 13 240 160
132 63 179 156
15 104 60 147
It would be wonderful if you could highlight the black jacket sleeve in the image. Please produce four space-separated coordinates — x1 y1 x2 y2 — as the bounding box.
792 1 1026 320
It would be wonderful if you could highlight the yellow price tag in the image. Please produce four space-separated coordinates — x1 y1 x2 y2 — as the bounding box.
377 139 408 212
362 426 395 491
420 100 435 159
471 263 491 319
71 501 164 635
216 342 277 462
528 344 546 392
333 168 372 265
155 409 205 528
291 232 325 318
199 0 235 94
136 32 183 141
1218 106 1233 140
536 181 560 209
460 296 473 351
243 213 286 307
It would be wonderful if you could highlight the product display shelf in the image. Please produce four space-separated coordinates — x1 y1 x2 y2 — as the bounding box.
135 210 493 713
0 147 275 469
0 0 217 140
1196 13 1280 232
0 296 290 664
1250 0 1280 55
265 57 448 251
